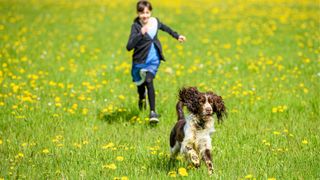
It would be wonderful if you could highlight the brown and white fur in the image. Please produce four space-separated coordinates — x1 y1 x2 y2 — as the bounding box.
170 87 226 175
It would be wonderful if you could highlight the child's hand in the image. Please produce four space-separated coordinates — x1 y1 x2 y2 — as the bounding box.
178 35 186 43
141 26 148 35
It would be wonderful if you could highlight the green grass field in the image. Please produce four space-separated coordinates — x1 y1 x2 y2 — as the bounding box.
0 0 319 179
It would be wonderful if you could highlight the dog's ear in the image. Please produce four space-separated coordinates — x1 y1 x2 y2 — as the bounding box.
179 87 201 114
208 92 227 123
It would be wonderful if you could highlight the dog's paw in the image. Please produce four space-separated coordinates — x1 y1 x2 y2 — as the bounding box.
208 168 213 175
207 163 214 175
190 154 200 168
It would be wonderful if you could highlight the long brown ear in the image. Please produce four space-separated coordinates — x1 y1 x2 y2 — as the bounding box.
208 92 227 123
178 87 201 114
176 100 185 121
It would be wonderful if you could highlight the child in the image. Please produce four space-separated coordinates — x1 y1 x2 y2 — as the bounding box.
126 0 186 124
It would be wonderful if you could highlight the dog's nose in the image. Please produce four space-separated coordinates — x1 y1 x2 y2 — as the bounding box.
205 107 212 113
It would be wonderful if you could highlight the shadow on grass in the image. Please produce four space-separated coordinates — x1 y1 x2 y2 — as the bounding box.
147 154 186 174
98 106 140 124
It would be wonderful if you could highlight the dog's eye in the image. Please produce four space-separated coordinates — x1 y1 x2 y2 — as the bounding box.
200 97 206 104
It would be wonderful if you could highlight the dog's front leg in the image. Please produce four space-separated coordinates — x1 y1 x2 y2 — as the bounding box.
181 141 200 168
201 149 213 175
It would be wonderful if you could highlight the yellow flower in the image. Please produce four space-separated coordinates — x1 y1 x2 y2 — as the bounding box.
268 178 276 180
102 142 115 149
272 107 278 113
16 152 24 158
121 176 128 180
223 43 231 49
42 149 50 154
103 163 117 170
168 170 177 177
55 97 61 102
82 108 88 115
273 131 280 135
178 167 188 177
245 174 253 179
118 95 125 100
80 45 86 53
0 139 2 145
302 139 308 144
116 156 124 161
55 103 62 107
78 94 86 101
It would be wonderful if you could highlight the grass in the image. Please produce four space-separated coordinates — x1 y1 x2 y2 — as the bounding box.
0 0 319 179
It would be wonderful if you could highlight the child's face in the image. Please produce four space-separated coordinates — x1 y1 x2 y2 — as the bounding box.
138 7 151 25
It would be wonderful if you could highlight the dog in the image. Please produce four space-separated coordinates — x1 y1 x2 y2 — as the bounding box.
169 87 226 175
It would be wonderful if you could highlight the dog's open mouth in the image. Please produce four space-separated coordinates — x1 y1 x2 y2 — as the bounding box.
203 113 213 117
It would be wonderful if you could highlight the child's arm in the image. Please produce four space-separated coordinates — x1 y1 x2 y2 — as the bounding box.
158 19 179 39
126 24 144 51
158 18 186 42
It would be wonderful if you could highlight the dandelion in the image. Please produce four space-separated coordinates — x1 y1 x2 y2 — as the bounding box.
178 167 188 177
0 139 2 145
245 174 253 179
150 151 157 155
42 149 50 154
82 108 88 115
223 43 231 49
102 142 115 149
168 170 177 177
302 139 308 144
272 107 277 113
273 131 280 135
78 94 86 101
71 103 78 110
303 58 310 64
15 152 24 158
103 163 117 170
268 178 276 180
73 143 82 148
118 95 126 100
116 156 124 161
80 45 86 53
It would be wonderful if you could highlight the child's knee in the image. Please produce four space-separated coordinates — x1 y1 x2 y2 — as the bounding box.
145 72 154 83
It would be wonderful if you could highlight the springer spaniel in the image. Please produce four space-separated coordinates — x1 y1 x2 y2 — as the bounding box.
169 87 226 175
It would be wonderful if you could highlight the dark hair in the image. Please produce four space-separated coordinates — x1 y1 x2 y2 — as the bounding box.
136 0 152 12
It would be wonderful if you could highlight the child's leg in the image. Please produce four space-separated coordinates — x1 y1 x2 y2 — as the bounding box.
137 82 146 100
145 72 155 111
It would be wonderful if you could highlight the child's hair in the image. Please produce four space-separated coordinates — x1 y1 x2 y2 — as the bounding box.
136 0 152 12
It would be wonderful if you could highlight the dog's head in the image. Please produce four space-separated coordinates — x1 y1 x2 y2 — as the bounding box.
206 92 227 123
179 87 227 123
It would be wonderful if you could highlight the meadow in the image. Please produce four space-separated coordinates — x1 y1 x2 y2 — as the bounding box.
0 0 319 179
